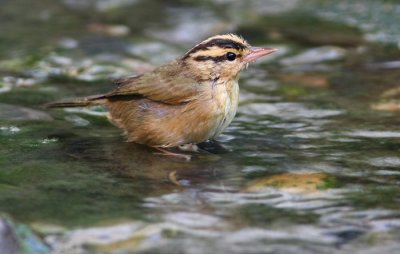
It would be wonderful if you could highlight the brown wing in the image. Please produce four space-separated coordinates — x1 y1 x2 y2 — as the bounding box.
105 60 201 104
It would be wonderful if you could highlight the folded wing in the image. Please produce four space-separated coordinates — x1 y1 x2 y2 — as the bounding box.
106 60 201 105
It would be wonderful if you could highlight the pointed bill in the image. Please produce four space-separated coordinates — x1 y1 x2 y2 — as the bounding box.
243 47 278 63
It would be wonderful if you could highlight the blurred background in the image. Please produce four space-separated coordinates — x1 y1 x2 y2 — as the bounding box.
1 0 400 253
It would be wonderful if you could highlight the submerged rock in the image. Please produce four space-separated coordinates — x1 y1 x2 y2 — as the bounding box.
244 172 334 193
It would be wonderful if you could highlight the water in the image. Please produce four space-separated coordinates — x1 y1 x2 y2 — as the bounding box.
1 0 400 253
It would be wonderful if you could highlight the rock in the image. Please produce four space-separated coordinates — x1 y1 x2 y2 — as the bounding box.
244 172 334 193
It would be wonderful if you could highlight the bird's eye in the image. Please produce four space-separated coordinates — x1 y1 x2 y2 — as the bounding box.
226 52 236 61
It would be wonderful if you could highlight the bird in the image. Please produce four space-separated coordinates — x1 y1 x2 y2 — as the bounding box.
47 34 277 158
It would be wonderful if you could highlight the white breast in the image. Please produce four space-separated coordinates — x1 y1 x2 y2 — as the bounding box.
210 79 239 138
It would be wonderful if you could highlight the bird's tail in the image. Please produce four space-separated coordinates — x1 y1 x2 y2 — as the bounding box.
45 94 107 108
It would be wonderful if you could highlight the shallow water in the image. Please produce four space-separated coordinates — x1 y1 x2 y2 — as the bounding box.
1 0 400 253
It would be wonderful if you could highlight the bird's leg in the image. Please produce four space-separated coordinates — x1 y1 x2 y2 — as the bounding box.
153 147 191 161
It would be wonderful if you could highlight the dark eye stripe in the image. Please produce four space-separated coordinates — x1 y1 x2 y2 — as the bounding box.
194 55 226 62
193 54 242 62
183 38 246 59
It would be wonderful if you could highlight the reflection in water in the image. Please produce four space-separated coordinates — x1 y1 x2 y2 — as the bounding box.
59 134 234 186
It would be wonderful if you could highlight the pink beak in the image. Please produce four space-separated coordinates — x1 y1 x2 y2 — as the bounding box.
243 47 278 63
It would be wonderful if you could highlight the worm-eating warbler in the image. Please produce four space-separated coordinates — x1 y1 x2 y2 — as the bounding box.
48 34 277 148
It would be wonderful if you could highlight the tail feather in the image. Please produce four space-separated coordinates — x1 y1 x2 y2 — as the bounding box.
46 95 107 108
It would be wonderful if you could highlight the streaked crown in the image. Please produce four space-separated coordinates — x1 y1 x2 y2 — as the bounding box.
182 34 251 81
182 34 250 62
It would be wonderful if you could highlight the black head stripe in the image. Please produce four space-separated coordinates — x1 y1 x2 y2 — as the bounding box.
183 38 247 59
207 38 247 50
194 54 243 63
194 55 226 62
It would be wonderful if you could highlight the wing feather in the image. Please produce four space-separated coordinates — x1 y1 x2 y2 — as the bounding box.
106 60 201 104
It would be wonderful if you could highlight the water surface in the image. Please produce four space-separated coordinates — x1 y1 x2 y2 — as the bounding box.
1 0 400 253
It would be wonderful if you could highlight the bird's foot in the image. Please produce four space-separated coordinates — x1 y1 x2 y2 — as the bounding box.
178 143 199 152
197 140 229 154
153 147 191 161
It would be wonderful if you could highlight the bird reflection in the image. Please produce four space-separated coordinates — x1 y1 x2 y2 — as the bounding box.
52 131 237 194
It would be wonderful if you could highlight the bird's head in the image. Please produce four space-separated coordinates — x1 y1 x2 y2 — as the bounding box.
181 34 277 81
